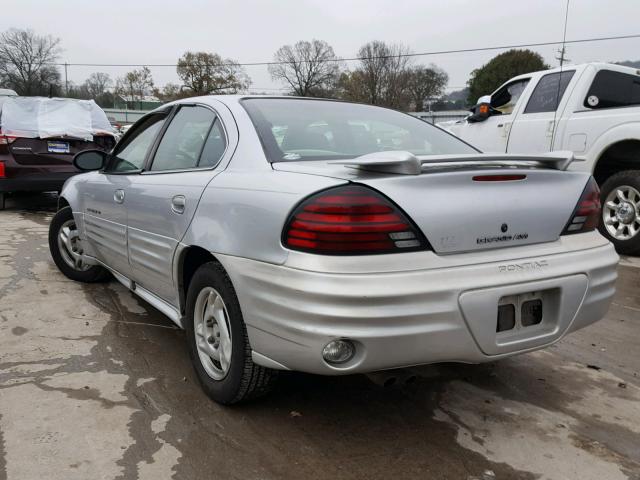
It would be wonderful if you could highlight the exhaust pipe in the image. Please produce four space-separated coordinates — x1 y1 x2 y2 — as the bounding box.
365 371 418 388
365 371 398 387
366 366 444 388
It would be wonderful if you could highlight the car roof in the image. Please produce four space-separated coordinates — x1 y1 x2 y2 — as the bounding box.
162 94 341 108
507 62 640 83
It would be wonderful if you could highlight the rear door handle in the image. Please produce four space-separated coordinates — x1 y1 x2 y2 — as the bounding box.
114 189 125 204
171 195 186 214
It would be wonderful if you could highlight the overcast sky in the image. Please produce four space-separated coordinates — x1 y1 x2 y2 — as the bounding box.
3 0 640 95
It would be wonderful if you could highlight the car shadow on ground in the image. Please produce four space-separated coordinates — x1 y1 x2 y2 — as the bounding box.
1 191 58 213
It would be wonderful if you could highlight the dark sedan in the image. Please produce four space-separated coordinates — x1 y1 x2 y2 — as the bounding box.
0 96 116 209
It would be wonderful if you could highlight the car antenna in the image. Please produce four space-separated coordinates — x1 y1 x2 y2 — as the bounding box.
551 0 570 152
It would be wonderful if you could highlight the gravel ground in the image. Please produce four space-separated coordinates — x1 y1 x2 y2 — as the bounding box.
0 192 639 480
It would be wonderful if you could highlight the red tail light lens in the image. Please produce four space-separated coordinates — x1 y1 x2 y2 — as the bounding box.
562 177 601 235
0 162 5 178
283 185 428 255
0 135 17 155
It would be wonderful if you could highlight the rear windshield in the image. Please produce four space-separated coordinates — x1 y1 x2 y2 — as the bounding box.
241 98 478 162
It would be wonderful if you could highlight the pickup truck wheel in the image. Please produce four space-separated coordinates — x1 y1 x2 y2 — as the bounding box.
599 171 640 255
185 262 277 404
48 206 111 282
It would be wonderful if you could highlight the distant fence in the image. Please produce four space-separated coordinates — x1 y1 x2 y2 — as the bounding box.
410 110 469 125
103 108 470 126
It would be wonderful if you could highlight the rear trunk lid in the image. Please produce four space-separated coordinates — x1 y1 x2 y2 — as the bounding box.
273 153 589 254
8 135 115 166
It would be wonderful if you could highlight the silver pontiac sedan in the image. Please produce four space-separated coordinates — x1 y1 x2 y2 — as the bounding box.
49 96 618 404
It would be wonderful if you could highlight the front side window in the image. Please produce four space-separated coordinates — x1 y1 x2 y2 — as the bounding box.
490 79 530 115
242 98 477 163
150 106 216 171
524 71 575 114
584 70 640 109
109 113 166 172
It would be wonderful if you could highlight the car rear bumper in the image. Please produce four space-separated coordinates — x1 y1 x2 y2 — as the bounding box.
217 232 618 375
0 171 77 193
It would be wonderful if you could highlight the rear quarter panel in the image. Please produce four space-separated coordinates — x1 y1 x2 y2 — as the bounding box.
182 168 345 265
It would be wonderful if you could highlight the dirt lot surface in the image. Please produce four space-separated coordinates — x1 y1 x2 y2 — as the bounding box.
1 193 639 480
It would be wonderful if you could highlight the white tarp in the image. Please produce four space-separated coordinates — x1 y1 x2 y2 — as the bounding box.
0 97 115 141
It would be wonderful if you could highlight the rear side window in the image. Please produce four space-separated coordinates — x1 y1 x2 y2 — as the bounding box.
150 105 215 171
198 119 227 167
524 71 575 113
584 70 640 109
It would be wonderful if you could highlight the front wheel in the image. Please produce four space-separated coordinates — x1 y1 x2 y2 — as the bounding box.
185 262 277 404
48 206 110 282
599 170 640 255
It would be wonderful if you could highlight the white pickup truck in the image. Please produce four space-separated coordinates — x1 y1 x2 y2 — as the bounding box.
446 62 640 254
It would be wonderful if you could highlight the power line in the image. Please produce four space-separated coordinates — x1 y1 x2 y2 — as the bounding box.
38 32 640 69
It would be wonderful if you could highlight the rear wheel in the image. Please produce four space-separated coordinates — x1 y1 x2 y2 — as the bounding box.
185 262 277 404
599 170 640 255
48 206 110 282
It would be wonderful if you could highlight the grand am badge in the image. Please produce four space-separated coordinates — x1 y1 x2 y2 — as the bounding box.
477 224 528 245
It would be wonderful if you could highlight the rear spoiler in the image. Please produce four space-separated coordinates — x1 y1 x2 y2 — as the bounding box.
330 151 581 175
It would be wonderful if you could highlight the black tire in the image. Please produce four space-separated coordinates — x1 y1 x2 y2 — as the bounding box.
598 170 640 255
48 206 110 282
185 261 277 405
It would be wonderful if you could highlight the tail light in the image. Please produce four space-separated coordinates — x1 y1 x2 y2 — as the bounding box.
0 162 4 178
0 135 17 145
562 177 601 234
0 135 17 155
283 185 429 255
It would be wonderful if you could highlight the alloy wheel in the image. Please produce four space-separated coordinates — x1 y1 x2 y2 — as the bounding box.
603 185 640 241
57 219 90 271
193 287 233 380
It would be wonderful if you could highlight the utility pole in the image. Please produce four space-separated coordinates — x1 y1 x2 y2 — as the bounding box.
64 62 69 96
555 46 570 67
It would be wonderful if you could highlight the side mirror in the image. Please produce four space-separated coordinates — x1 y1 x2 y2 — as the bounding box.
73 150 107 171
468 95 492 123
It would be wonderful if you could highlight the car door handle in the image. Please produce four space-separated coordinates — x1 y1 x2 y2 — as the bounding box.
171 195 186 214
114 189 125 204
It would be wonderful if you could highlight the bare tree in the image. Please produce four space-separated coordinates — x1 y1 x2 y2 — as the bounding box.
363 41 412 107
176 51 250 95
84 72 112 98
66 81 90 99
341 41 412 109
0 28 62 95
116 67 154 107
268 40 340 96
406 65 449 111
